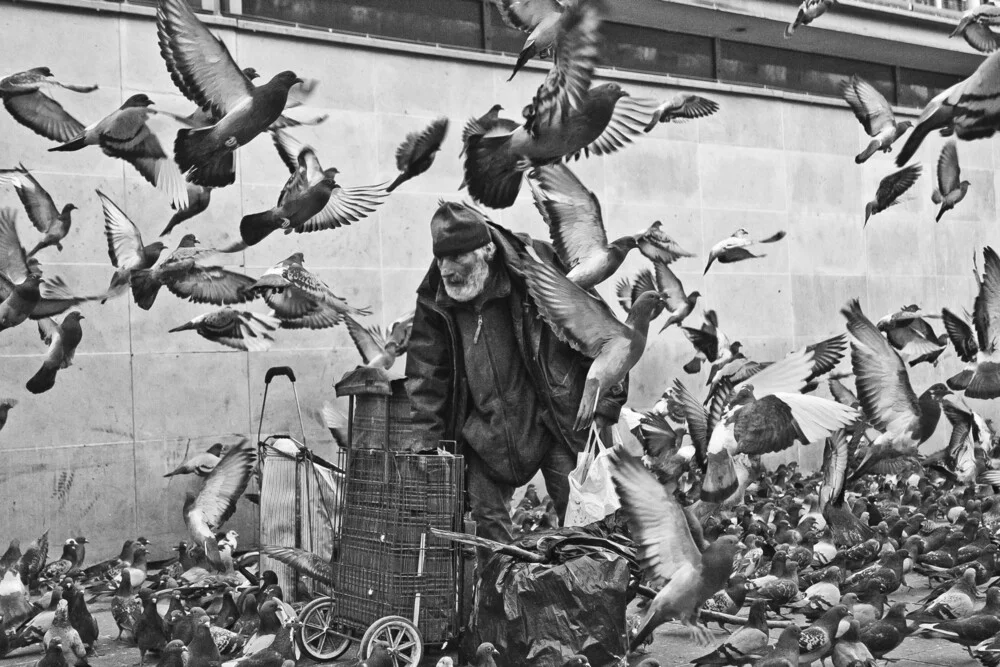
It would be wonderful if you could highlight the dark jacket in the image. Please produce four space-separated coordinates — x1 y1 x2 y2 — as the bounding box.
404 222 627 485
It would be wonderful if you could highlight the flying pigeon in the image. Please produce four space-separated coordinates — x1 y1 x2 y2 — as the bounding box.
387 117 449 193
704 228 786 274
616 261 700 331
345 311 414 370
931 140 970 222
26 312 84 394
840 75 912 163
157 0 302 186
0 165 76 257
184 439 255 568
488 0 564 80
164 443 225 477
0 67 97 143
169 308 279 351
864 164 921 226
951 3 1000 53
785 0 836 38
876 305 948 366
940 247 1000 399
610 451 740 647
97 190 167 302
636 220 695 265
895 49 1000 166
643 94 720 132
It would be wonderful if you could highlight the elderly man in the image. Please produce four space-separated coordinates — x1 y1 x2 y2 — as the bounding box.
405 201 626 545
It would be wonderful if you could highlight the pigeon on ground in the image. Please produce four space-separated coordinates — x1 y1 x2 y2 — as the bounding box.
704 228 786 274
488 0 564 80
858 602 910 659
386 117 449 193
864 164 921 226
831 619 877 667
932 140 970 222
135 591 167 664
35 636 68 667
610 451 740 647
518 246 664 430
0 166 76 257
0 67 97 143
47 94 187 209
65 587 97 652
184 439 255 568
643 94 719 132
95 191 166 302
951 3 1000 52
940 247 1000 399
785 0 836 37
344 310 414 370
155 640 188 667
157 0 302 187
616 260 700 331
692 599 769 665
840 75 912 163
752 625 800 667
917 587 1000 656
26 312 84 394
895 49 1000 166
169 308 279 352
130 234 255 311
187 614 222 667
798 605 853 666
41 540 78 581
43 601 87 667
164 443 225 478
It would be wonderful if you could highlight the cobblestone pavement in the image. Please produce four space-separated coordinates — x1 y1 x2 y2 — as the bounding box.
0 579 984 667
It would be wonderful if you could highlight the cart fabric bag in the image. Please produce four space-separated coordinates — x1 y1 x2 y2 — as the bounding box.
462 547 630 667
563 427 621 527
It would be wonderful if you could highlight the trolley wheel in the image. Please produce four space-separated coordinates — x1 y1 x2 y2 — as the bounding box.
359 615 423 667
297 597 352 661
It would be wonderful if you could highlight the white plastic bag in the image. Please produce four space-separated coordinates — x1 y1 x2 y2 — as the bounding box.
563 427 622 527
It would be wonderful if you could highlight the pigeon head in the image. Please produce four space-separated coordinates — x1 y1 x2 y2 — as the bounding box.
145 241 167 256
282 252 305 266
924 383 953 401
123 93 154 108
897 120 913 133
242 67 260 81
475 642 501 661
270 70 303 88
177 234 198 248
74 536 87 544
62 203 77 214
321 167 340 183
63 311 84 323
593 82 629 101
563 656 590 667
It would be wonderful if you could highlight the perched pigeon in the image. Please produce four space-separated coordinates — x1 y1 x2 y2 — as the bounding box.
691 599 769 665
26 312 84 394
752 624 800 666
785 0 836 37
704 228 786 274
387 117 449 193
643 94 719 132
831 619 878 667
157 0 302 186
518 246 664 430
840 75 912 163
42 601 87 667
488 0 564 80
798 605 853 665
169 308 279 352
0 67 97 143
36 636 68 667
864 164 921 226
610 451 740 647
931 140 970 222
0 165 76 257
895 49 1000 166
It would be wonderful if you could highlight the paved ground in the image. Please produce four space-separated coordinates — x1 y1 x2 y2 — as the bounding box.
0 579 984 667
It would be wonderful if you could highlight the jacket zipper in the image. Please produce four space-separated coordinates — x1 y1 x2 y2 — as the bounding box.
476 303 522 475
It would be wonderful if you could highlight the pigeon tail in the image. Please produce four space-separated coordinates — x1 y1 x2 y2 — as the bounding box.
935 205 948 223
174 128 236 188
26 364 58 394
947 368 974 391
168 321 198 334
385 172 409 193
966 362 1000 399
702 450 738 503
26 242 47 258
574 378 601 431
130 270 162 311
783 22 797 38
239 211 283 247
48 134 87 152
855 141 880 164
463 134 522 209
508 41 540 82
895 114 945 167
683 357 702 374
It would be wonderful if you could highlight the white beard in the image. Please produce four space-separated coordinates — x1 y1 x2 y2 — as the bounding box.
442 258 490 302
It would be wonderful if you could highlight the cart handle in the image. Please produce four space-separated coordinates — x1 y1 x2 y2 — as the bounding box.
265 366 296 383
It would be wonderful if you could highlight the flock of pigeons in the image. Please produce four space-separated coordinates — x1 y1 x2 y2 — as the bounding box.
4 0 1000 664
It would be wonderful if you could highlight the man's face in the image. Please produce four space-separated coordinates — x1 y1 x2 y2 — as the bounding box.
438 248 490 302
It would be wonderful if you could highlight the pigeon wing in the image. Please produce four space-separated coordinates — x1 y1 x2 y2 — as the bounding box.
0 208 32 282
569 96 662 159
260 545 334 586
610 451 703 582
517 248 623 358
806 334 849 381
528 163 607 270
2 91 85 143
488 0 563 32
653 260 687 311
0 168 59 233
395 117 449 172
295 184 388 233
185 438 255 537
344 314 385 365
387 310 415 351
973 246 1000 354
937 140 962 194
941 307 978 362
166 266 256 305
672 378 710 469
524 0 603 136
735 347 814 397
97 190 145 271
157 0 253 118
963 22 1000 53
841 299 921 435
637 222 695 264
877 164 922 207
841 75 895 136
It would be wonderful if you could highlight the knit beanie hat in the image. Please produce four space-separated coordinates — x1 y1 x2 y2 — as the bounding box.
431 201 491 258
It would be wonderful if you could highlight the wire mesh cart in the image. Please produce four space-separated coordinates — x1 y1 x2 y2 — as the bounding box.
295 366 467 667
